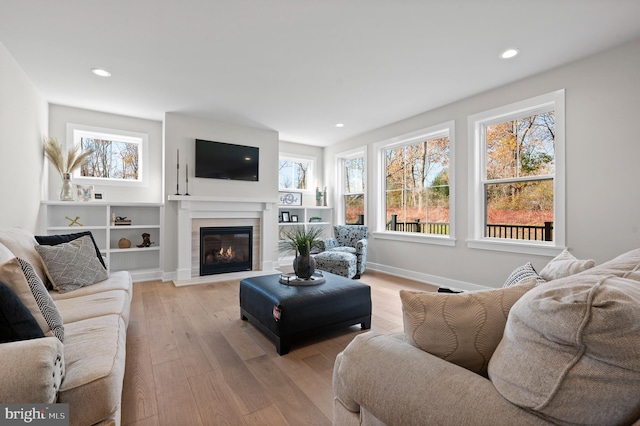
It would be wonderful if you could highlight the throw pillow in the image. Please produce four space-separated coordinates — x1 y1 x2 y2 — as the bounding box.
0 257 58 339
502 262 546 287
539 249 595 280
35 235 109 293
0 227 48 283
35 231 106 269
0 281 45 344
400 283 534 376
17 258 64 342
488 275 640 425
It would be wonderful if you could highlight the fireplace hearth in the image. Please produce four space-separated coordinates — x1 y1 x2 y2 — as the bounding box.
200 226 253 276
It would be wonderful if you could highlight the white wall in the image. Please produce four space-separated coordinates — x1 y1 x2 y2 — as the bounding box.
163 112 280 273
325 37 640 289
279 140 325 207
47 104 163 203
0 43 48 230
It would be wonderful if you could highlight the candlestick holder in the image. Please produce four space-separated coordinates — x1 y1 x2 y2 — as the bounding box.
175 164 181 195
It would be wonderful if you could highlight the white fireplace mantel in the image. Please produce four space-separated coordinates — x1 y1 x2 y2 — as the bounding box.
168 195 278 281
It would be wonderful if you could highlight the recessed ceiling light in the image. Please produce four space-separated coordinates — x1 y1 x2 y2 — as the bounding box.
500 49 519 59
335 123 344 128
91 68 112 77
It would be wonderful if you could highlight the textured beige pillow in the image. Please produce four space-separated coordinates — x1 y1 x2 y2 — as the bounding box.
488 275 640 425
539 249 594 280
400 282 534 375
0 227 47 282
502 262 546 287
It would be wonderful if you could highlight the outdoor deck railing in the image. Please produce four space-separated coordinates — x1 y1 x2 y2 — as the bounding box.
385 214 553 241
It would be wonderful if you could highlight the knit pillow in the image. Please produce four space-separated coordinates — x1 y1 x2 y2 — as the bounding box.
539 249 594 280
35 231 106 269
502 262 546 287
488 275 640 425
400 282 534 375
35 235 109 293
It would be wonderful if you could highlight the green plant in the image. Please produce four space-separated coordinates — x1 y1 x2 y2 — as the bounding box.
43 137 93 176
279 226 323 256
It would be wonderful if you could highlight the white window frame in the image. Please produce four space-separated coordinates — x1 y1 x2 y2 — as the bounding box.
336 146 367 225
467 90 565 256
278 152 316 193
373 121 455 247
67 123 148 187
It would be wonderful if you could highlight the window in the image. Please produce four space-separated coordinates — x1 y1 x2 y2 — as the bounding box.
337 148 366 225
278 154 314 190
468 90 565 255
67 123 148 186
375 121 454 245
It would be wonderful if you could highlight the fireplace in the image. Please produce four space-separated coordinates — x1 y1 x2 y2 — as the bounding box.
200 226 253 276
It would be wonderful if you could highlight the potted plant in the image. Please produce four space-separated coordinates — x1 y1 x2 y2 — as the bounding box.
279 226 323 279
43 137 93 201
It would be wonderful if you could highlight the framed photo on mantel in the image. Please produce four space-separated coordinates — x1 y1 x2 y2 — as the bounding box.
279 191 302 206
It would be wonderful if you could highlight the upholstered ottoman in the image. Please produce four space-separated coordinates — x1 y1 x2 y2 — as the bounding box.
239 272 371 355
314 251 357 278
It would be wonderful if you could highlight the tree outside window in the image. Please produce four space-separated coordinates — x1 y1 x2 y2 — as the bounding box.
384 135 450 235
343 156 365 224
279 156 313 190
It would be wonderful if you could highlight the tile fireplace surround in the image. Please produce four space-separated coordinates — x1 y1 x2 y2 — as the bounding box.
169 195 279 283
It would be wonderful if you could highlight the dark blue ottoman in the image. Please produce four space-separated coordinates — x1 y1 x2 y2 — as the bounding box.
239 272 371 355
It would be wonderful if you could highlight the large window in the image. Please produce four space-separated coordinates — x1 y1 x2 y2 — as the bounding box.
468 90 565 255
67 123 148 186
337 148 366 225
278 154 314 190
376 121 454 244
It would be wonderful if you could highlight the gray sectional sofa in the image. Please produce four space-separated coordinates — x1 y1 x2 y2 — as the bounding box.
0 227 131 426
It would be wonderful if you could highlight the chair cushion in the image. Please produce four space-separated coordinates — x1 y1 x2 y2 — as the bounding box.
328 246 357 254
400 282 534 375
488 273 640 425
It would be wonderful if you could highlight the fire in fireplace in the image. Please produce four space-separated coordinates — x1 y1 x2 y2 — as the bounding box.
200 226 253 276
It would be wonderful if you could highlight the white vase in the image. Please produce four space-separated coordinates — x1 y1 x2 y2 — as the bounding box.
60 173 74 201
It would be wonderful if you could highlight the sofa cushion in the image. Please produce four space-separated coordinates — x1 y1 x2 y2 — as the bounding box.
0 281 45 343
35 235 109 293
400 282 534 375
0 256 64 341
502 262 546 287
58 314 127 426
488 273 640 425
0 227 47 283
55 289 130 325
49 271 132 302
35 231 106 269
539 249 595 280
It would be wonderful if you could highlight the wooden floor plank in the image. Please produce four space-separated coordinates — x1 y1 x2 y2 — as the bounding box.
152 359 204 426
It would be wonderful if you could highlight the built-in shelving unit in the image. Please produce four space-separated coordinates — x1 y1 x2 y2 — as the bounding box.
40 201 164 282
277 206 333 266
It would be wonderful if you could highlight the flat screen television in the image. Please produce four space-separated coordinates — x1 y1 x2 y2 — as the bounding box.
195 139 259 181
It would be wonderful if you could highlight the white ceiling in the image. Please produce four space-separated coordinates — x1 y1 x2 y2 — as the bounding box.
1 1 640 147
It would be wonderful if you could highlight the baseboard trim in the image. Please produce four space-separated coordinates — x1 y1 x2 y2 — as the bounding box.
366 262 489 292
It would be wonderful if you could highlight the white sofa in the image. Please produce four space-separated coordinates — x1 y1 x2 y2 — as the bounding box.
333 249 640 425
0 227 131 426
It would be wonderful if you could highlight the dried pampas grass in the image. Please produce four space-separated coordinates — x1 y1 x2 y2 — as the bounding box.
44 137 93 176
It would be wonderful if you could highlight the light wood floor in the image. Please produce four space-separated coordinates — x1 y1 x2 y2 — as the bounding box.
121 270 437 426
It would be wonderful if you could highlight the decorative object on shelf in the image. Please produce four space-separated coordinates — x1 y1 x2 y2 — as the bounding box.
184 162 190 196
76 184 94 202
175 149 181 195
114 216 131 226
43 137 93 201
136 233 154 248
291 215 299 222
279 226 323 280
111 213 116 225
279 191 302 206
65 216 83 227
279 271 325 286
323 186 328 206
118 238 132 249
281 211 290 222
309 216 322 222
316 187 324 206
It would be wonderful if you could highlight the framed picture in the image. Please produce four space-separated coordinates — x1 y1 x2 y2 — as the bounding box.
291 215 299 222
76 184 94 202
281 211 290 222
279 191 302 206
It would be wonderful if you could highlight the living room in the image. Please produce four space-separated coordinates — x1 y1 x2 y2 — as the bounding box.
1 2 640 425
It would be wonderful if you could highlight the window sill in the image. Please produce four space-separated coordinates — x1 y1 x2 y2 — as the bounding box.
466 238 565 257
372 231 456 247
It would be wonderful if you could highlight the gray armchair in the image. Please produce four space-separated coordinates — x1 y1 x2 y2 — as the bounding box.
319 225 368 278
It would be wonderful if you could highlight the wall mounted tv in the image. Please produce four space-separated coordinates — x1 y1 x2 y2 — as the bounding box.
195 139 259 182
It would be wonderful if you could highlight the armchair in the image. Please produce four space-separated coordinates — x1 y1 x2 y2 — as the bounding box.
319 225 368 278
